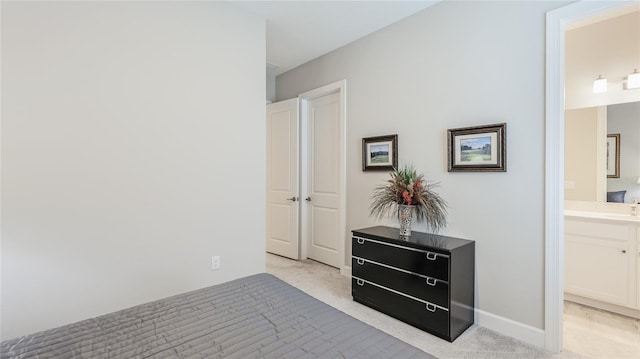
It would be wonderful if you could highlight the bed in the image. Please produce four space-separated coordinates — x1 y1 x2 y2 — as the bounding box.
1 273 435 358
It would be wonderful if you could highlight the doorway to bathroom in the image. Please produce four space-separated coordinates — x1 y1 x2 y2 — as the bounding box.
545 2 640 354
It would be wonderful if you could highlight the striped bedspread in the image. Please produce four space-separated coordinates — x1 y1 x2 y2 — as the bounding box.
1 273 435 358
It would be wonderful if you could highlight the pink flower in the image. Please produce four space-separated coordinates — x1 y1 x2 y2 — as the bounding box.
413 181 423 192
402 190 412 205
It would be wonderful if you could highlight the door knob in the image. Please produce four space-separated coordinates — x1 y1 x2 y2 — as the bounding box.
305 197 311 202
287 197 297 202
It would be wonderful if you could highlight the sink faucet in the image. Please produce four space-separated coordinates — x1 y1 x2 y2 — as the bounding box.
632 197 638 216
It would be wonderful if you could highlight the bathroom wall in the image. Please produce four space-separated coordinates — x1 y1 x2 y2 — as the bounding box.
565 107 602 201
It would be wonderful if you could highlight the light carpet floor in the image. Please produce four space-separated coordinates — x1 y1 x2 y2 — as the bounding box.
266 253 638 359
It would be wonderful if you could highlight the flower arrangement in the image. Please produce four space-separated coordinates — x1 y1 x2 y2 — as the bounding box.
369 165 448 233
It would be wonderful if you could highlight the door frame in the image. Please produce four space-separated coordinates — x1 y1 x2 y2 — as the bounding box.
544 0 634 353
299 80 348 275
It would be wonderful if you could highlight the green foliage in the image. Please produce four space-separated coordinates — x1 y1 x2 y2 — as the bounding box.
369 165 448 233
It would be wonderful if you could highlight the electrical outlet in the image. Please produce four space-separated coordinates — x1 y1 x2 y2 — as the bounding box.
211 256 221 270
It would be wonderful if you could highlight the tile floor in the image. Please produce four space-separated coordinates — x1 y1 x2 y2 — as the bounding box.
563 301 640 358
266 253 640 359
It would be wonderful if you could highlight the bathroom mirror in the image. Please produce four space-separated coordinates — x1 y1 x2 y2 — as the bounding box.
565 102 640 203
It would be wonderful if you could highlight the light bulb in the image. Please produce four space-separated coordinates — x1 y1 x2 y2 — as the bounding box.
593 75 607 93
626 69 640 90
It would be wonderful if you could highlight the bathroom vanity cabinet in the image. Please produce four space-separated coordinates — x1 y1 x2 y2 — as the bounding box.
564 211 640 318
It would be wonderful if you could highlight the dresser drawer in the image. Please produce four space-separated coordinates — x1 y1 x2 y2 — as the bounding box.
352 236 449 281
352 277 449 339
352 257 449 308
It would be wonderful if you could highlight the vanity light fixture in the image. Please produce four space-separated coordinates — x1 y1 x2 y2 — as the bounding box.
637 176 640 184
626 69 640 90
593 75 607 93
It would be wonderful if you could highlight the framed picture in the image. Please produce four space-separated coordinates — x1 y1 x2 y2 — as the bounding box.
362 134 398 171
447 123 506 172
607 134 620 178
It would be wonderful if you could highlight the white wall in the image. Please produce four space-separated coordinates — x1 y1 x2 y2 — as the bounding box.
1 1 265 339
277 0 567 338
607 101 640 202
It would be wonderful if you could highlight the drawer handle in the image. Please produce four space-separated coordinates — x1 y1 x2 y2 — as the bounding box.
356 279 364 286
426 277 437 286
426 252 437 261
356 238 365 245
426 303 437 312
356 258 365 265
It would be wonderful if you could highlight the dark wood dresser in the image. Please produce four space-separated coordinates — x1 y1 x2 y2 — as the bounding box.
351 226 475 342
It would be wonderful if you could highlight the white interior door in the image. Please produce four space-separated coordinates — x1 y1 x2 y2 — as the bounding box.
304 92 343 268
266 98 299 260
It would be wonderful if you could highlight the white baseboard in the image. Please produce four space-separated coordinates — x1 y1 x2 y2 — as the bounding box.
340 266 351 277
475 309 545 348
565 293 640 319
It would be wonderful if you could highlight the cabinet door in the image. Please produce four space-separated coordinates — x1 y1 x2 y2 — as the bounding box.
565 233 630 306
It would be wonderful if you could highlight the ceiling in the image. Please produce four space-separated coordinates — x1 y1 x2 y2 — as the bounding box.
230 1 439 76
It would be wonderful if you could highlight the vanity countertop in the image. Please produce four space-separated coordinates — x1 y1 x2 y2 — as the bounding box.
564 209 640 223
